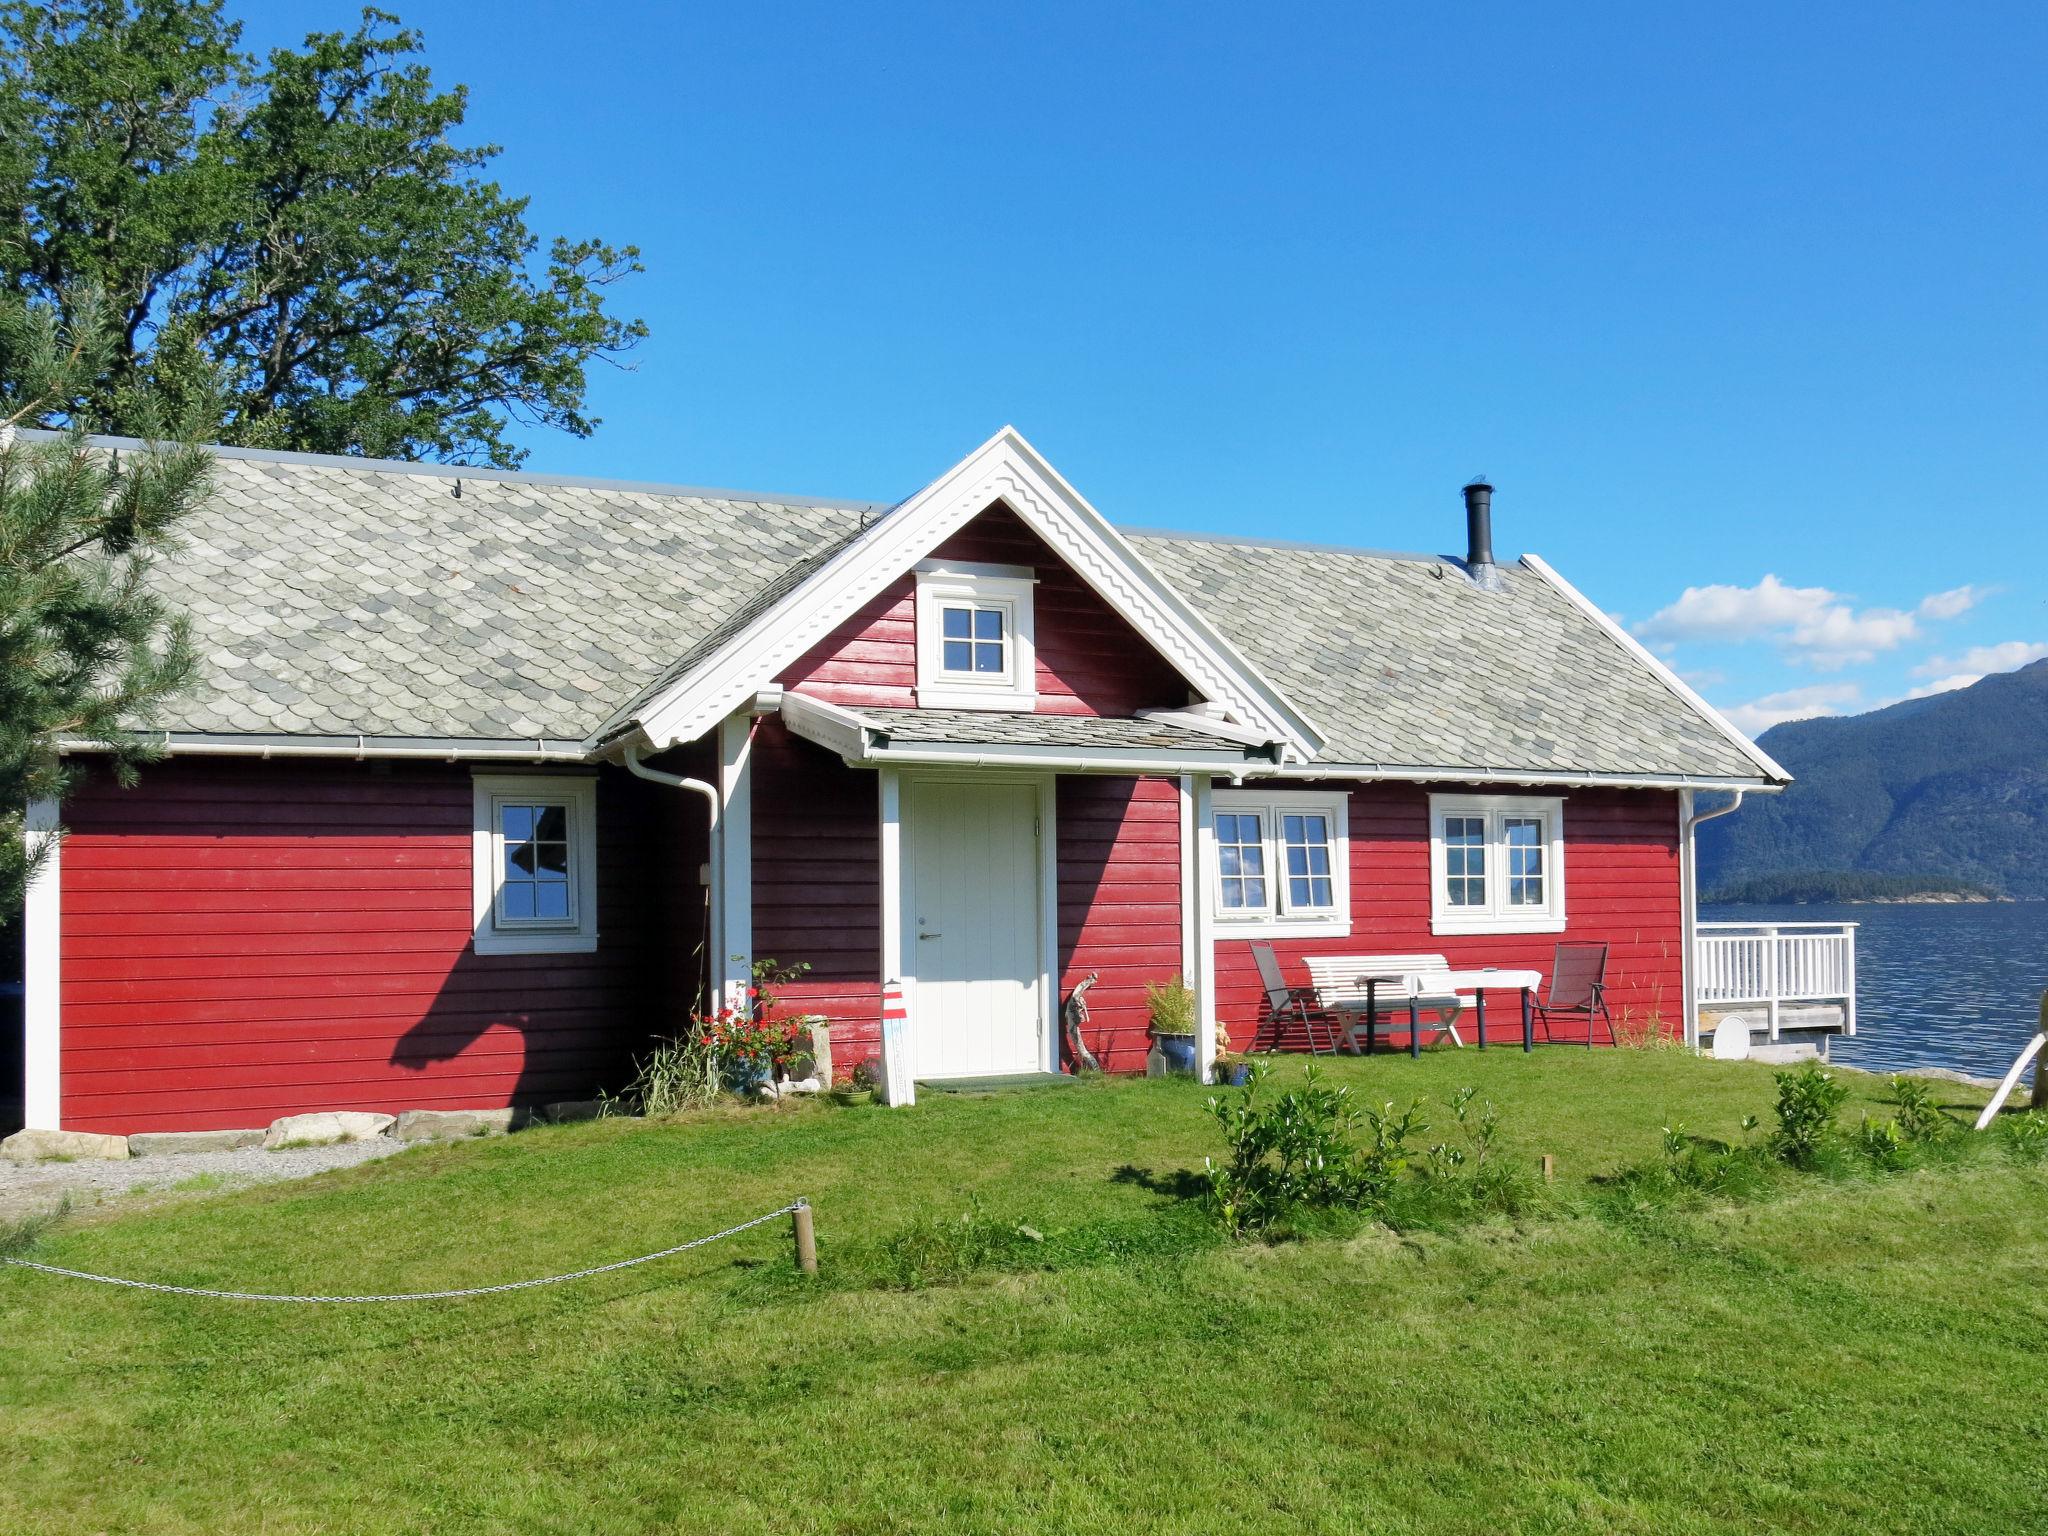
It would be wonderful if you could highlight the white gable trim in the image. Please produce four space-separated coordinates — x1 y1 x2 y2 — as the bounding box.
634 427 1325 758
1520 554 1792 787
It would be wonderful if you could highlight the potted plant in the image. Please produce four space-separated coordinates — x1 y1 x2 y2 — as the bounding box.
1147 974 1199 1075
700 1004 800 1095
1212 1017 1254 1086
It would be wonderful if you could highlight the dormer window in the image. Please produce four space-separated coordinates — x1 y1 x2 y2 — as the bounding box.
915 561 1036 710
940 603 1007 675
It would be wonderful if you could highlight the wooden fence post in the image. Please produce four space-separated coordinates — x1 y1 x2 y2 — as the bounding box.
792 1199 818 1275
1540 1154 1556 1184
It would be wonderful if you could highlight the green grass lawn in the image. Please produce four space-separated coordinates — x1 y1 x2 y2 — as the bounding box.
3 1051 2045 1535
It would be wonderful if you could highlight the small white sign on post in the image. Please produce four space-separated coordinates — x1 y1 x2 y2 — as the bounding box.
879 979 915 1107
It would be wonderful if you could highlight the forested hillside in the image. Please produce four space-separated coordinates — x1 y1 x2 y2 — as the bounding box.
1698 660 2048 899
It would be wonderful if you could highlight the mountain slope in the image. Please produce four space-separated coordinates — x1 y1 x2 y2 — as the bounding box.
1697 659 2048 898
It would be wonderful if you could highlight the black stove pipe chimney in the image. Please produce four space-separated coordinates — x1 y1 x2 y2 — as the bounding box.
1463 477 1494 573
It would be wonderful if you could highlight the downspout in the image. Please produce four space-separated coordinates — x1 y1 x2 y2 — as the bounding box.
624 744 721 1014
623 743 720 824
1680 790 1747 1049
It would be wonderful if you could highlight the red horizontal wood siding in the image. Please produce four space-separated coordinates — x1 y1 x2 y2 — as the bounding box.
748 721 883 1076
56 757 680 1133
1218 784 1684 1052
1058 776 1185 1073
779 502 1188 717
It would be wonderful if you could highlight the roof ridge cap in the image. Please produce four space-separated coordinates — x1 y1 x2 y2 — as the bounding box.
10 427 894 513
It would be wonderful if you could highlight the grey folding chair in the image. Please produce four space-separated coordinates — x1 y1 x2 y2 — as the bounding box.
1532 941 1614 1047
1250 941 1338 1055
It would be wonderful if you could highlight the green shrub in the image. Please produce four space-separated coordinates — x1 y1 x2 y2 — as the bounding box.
1887 1075 1960 1144
1852 1115 1911 1171
1204 1064 1426 1236
1770 1062 1848 1169
1995 1110 2048 1163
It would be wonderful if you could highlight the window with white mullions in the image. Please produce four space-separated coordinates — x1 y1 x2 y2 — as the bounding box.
1504 815 1546 907
940 604 1006 676
499 802 573 922
914 562 1037 709
1209 789 1350 937
471 774 599 955
1216 810 1270 913
1443 814 1488 908
1429 794 1567 934
1281 812 1334 910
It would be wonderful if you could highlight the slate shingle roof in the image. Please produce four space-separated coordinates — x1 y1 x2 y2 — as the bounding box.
1129 533 1763 781
858 708 1265 754
153 449 878 743
137 441 1769 782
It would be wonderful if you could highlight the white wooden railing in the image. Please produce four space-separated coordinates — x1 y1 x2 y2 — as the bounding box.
1696 921 1857 1039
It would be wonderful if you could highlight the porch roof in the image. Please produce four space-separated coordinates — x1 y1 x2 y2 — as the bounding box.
778 695 1279 774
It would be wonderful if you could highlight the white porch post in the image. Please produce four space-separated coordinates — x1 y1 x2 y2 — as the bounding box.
1182 774 1217 1083
716 713 754 1013
877 768 902 988
1678 788 1699 1050
22 798 62 1129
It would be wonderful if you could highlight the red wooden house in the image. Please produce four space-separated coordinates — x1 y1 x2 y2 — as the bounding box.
11 429 1788 1134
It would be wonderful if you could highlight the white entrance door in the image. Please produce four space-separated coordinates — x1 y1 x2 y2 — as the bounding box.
903 777 1046 1079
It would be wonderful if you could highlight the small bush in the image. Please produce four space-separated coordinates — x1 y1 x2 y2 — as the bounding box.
1995 1110 2048 1163
1204 1064 1425 1236
1770 1062 1848 1169
1851 1114 1911 1172
1888 1075 1960 1144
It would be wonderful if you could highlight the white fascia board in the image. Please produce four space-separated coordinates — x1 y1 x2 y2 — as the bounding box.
1134 707 1281 749
632 426 1326 759
860 740 1262 776
1519 554 1793 787
778 691 872 760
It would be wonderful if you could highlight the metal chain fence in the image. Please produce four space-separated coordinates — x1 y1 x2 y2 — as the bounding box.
0 1199 807 1303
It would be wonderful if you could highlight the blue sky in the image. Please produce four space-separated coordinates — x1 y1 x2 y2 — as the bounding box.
246 1 2048 736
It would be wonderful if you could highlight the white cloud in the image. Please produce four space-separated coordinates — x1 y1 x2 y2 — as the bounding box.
1636 574 1981 670
1637 575 1836 644
1902 674 1979 700
1916 585 1985 621
1910 640 2048 681
1722 683 1863 738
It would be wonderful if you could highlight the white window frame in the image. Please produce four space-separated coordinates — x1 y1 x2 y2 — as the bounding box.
1208 788 1351 938
1428 793 1567 935
914 560 1037 711
471 774 599 955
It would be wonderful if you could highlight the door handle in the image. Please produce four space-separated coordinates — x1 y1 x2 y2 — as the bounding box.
918 931 942 940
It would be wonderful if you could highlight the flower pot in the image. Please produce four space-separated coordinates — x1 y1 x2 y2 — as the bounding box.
1219 1061 1254 1086
722 1056 773 1095
1154 1032 1198 1075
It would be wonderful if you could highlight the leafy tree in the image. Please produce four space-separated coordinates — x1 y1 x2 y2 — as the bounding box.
1 290 208 917
0 0 646 468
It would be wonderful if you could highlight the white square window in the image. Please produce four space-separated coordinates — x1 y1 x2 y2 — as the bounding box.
1209 789 1350 937
1428 794 1566 934
914 561 1036 711
472 774 599 955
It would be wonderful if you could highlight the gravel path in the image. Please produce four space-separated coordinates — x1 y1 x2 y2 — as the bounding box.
1 1138 408 1226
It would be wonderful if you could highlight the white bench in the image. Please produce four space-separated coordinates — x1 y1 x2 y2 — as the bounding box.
1302 953 1474 1054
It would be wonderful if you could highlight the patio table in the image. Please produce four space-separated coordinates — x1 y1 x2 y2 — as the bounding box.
1412 969 1545 1053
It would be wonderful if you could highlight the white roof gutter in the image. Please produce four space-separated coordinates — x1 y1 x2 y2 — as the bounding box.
60 732 593 764
1266 762 1782 793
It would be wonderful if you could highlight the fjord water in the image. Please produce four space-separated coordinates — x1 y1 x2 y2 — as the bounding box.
1705 902 2048 1079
